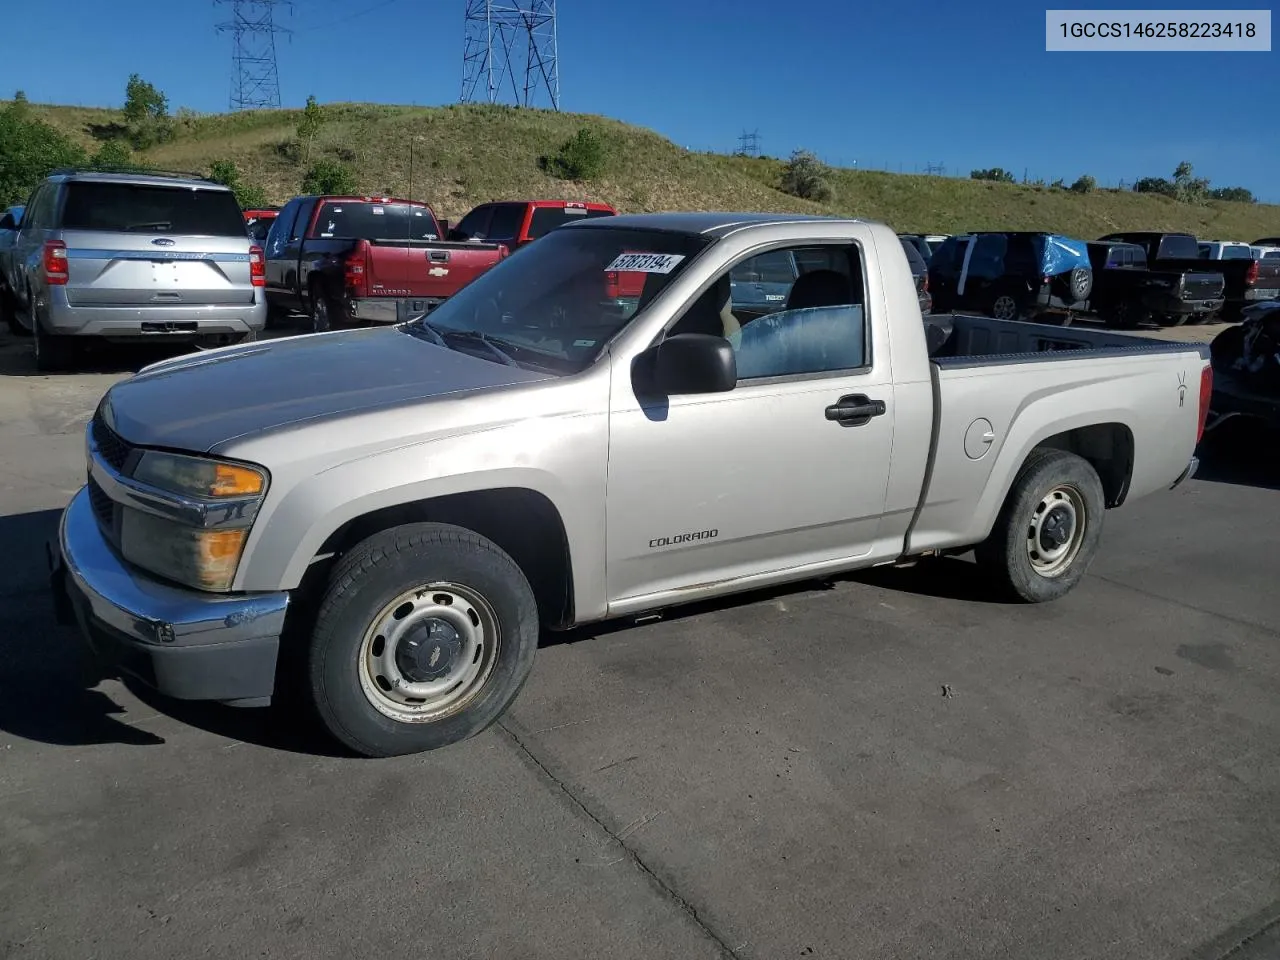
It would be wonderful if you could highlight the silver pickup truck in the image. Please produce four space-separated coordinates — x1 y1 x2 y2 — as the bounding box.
52 212 1210 758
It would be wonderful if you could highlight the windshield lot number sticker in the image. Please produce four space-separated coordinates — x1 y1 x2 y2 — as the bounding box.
605 253 685 274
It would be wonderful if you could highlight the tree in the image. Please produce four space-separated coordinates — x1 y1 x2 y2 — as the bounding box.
10 90 30 119
0 101 86 205
90 139 133 171
780 149 833 202
1133 176 1174 196
295 95 325 164
122 73 172 149
970 167 1016 183
302 158 357 195
1172 160 1209 204
544 128 608 181
1208 186 1256 203
208 158 269 210
1070 174 1097 194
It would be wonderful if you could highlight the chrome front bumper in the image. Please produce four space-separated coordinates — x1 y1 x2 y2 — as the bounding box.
52 487 289 706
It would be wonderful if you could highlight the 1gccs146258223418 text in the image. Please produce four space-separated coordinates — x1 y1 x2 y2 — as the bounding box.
1045 9 1271 51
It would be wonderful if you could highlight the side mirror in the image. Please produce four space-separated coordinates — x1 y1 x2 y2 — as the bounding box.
633 333 737 396
0 215 13 231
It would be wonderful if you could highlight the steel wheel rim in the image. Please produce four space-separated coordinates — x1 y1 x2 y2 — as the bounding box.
357 582 501 722
993 295 1017 320
1026 484 1086 577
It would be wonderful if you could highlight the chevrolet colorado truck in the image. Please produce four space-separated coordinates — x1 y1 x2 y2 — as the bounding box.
263 194 507 332
52 212 1210 758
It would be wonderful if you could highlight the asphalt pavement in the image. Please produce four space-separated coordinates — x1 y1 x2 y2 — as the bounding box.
1 328 1277 960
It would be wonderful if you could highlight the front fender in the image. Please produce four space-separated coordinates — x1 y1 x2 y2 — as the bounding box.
232 415 610 618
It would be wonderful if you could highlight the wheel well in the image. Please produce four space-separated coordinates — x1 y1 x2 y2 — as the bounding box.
1033 422 1134 507
313 488 575 629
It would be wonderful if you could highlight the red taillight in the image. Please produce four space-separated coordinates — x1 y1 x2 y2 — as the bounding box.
42 240 68 285
1245 259 1260 285
343 239 370 297
1197 363 1213 444
248 245 265 287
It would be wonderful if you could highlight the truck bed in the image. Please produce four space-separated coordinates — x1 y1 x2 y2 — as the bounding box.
908 312 1208 557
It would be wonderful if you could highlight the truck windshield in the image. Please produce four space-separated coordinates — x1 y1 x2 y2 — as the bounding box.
312 201 440 241
403 226 712 374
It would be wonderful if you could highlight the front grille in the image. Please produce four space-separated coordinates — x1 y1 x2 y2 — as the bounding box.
91 411 133 471
87 478 113 527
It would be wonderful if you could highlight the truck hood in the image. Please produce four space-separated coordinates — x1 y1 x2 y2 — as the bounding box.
99 327 554 452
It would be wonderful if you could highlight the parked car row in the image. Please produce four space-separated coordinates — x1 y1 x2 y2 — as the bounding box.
0 164 625 370
901 229 1280 328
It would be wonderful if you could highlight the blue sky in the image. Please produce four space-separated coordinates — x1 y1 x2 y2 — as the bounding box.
2 0 1276 200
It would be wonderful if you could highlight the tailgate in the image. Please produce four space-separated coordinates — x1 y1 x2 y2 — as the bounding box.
364 240 504 299
1181 271 1225 300
58 182 253 307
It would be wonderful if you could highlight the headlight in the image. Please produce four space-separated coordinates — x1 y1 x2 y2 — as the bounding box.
133 451 265 498
120 451 268 592
121 510 248 592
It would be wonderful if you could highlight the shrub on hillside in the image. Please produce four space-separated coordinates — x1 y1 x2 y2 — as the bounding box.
208 158 269 210
544 128 607 181
302 158 357 195
90 139 134 171
780 149 833 202
970 167 1016 183
1070 174 1097 194
1209 186 1256 203
122 73 173 149
0 97 86 204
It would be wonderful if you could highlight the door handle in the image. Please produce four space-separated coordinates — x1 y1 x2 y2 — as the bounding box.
428 250 450 263
825 394 887 426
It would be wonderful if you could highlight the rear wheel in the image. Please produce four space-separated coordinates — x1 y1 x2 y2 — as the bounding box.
975 449 1105 603
33 318 76 373
309 285 335 333
1105 300 1147 329
0 285 24 336
989 292 1023 322
307 522 540 758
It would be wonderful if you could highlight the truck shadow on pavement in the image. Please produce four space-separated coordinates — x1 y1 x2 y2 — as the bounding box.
1 507 1011 756
1194 421 1280 492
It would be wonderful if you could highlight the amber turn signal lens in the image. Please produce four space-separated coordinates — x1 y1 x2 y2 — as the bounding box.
210 463 265 497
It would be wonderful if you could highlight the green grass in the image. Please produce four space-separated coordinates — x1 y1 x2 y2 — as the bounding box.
11 99 1280 237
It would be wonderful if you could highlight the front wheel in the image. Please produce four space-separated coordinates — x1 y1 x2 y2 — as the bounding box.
989 292 1023 322
975 449 1105 602
307 522 540 758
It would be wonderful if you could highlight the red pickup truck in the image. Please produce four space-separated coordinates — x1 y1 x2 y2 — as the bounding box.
264 194 507 331
447 199 616 249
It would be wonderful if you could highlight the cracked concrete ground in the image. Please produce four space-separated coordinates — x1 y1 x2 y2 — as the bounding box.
0 329 1277 960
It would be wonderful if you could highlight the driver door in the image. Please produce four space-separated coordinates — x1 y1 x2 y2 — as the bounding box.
604 241 897 609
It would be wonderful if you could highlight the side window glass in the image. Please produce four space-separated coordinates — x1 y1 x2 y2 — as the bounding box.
969 234 1007 279
23 187 47 229
451 206 492 241
719 245 866 380
265 201 296 258
291 199 317 240
485 204 524 242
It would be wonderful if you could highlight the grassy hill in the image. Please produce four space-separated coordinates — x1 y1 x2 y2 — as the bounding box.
14 99 1280 239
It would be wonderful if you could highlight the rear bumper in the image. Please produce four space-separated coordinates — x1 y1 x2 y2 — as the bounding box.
347 296 445 324
53 487 289 706
1169 456 1199 490
1145 293 1224 316
44 292 268 337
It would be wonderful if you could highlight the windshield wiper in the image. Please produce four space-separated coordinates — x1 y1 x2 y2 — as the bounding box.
412 318 518 367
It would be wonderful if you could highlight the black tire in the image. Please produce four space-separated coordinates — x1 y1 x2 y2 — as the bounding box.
1158 313 1190 328
1065 266 1092 304
987 290 1024 322
0 285 24 336
33 322 76 373
308 284 335 333
974 449 1105 603
1105 299 1147 329
308 522 540 758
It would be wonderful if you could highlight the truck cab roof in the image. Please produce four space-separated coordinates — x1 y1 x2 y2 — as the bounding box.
565 211 877 239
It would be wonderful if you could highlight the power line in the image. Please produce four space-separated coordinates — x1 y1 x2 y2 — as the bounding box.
293 0 405 34
214 0 292 110
460 0 560 111
737 129 761 157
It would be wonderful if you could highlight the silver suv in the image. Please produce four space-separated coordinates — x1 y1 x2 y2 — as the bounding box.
3 170 267 371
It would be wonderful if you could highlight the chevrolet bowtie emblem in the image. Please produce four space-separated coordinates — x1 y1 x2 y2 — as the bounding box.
429 266 449 277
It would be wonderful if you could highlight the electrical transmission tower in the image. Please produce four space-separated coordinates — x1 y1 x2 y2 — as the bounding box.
924 161 946 176
214 0 292 110
460 0 560 111
737 130 761 157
